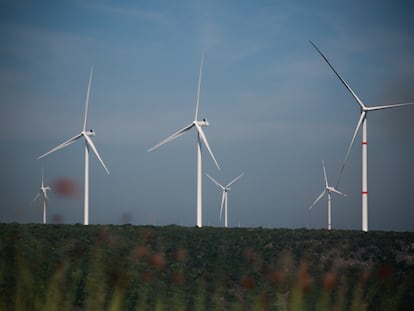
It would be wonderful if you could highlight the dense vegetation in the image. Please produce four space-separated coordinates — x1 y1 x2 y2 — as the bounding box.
1 223 414 310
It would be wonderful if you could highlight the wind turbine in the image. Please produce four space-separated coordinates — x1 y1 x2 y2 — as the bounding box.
37 66 109 225
147 51 220 228
310 40 414 232
32 168 51 224
309 160 346 230
206 173 244 228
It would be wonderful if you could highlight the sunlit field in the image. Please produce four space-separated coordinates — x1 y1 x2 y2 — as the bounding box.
1 224 414 310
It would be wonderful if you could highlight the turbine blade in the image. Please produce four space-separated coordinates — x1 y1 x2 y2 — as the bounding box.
309 40 366 110
226 173 244 187
41 167 44 188
336 111 366 187
195 124 220 171
147 123 194 152
331 188 347 197
206 173 225 190
322 160 328 188
367 102 414 111
83 66 93 131
194 50 205 121
220 191 226 220
309 189 326 210
37 133 83 159
32 192 41 203
84 135 110 175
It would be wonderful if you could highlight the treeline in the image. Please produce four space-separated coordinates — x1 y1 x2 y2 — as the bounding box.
1 223 414 310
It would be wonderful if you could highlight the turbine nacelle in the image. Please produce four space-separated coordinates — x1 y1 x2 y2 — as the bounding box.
84 129 96 137
194 118 209 127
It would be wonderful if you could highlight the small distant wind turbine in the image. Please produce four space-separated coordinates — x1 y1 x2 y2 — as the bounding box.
206 173 244 228
147 51 220 228
38 66 109 225
310 40 414 232
309 160 346 230
32 168 51 224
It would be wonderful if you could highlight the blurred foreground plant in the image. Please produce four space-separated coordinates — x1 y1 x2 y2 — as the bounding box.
1 224 413 310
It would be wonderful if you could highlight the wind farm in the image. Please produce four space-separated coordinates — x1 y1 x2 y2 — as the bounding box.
310 40 414 232
2 2 414 310
1 2 414 232
37 66 110 225
5 43 412 231
6 44 414 230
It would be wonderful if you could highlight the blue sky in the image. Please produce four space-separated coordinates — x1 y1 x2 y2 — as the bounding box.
1 1 414 230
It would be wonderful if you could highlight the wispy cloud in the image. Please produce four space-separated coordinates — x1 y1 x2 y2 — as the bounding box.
78 1 172 25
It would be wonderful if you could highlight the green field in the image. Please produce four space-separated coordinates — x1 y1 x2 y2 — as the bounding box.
1 223 414 310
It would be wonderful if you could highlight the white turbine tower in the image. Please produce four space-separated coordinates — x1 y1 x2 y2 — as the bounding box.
206 173 244 228
310 41 414 232
32 168 51 224
309 160 346 230
37 66 110 225
147 51 220 228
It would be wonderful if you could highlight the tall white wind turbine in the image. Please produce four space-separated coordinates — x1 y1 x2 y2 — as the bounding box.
37 66 109 225
309 160 346 230
147 51 220 228
32 168 51 224
206 173 244 228
310 41 414 232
